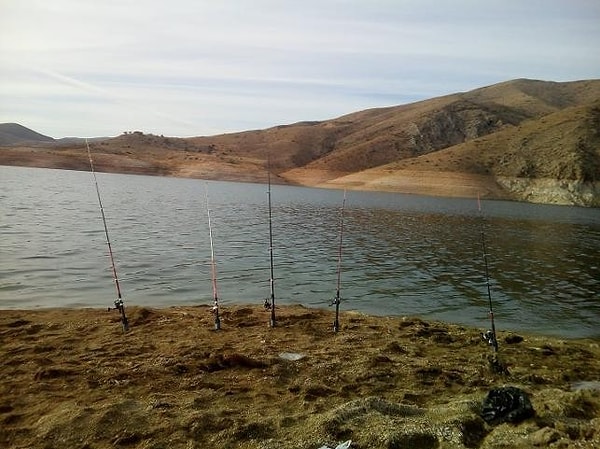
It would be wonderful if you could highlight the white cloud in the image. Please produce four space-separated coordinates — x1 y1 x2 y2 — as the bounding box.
1 0 599 137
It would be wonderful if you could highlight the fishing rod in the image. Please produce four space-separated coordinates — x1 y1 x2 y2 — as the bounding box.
86 140 129 332
477 194 508 374
263 157 276 327
332 189 347 333
205 185 221 330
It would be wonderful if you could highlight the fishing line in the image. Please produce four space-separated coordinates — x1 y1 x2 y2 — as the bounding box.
205 184 221 330
86 139 129 332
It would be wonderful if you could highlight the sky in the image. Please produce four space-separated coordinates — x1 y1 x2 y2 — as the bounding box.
1 0 599 138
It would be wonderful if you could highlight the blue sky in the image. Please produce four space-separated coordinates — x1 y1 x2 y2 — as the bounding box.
1 0 599 138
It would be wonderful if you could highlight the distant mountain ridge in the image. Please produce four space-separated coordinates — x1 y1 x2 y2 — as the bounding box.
1 78 599 206
0 123 55 145
0 124 109 146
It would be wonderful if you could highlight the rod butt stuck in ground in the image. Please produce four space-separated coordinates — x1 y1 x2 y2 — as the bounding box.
477 194 508 375
86 140 129 333
263 157 277 327
331 190 347 333
205 184 221 331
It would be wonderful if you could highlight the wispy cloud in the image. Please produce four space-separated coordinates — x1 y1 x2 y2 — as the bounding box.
1 0 599 138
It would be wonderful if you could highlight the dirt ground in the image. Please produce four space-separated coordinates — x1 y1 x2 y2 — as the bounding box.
1 304 599 449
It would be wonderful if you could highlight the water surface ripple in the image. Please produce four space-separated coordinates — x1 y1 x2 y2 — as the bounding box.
1 166 599 338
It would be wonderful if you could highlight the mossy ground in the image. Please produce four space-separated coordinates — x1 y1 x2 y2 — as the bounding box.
1 305 599 448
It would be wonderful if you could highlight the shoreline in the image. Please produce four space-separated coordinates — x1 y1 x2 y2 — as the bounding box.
2 302 597 341
1 304 599 448
3 161 598 208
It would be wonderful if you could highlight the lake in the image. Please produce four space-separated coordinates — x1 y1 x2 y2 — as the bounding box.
1 165 599 338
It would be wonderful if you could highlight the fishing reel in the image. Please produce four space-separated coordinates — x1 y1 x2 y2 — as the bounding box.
211 306 221 331
108 298 125 312
481 329 498 347
263 298 272 310
108 298 129 332
481 329 498 351
330 296 342 332
330 290 341 308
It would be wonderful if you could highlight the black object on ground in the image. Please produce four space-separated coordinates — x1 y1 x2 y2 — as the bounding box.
480 386 535 425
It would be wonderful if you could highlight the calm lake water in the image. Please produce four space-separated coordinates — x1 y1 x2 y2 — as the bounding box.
1 165 599 338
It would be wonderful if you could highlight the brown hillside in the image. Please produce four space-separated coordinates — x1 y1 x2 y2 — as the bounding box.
287 79 600 176
464 78 600 114
1 78 599 205
180 79 600 185
0 123 55 146
0 133 276 182
332 101 600 183
310 102 600 202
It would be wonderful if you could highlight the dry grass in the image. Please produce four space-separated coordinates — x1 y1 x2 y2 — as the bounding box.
1 304 599 448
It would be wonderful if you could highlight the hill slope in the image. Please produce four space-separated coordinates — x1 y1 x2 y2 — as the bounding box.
1 78 599 206
190 78 600 174
280 79 600 174
0 123 55 146
313 101 600 204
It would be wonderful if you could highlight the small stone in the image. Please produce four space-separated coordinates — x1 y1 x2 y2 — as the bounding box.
505 334 524 344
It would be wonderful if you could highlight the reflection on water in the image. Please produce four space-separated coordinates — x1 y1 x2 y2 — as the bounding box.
1 165 599 338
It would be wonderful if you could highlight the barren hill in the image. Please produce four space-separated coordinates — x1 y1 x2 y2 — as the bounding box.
1 78 599 206
0 123 55 146
314 101 600 204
